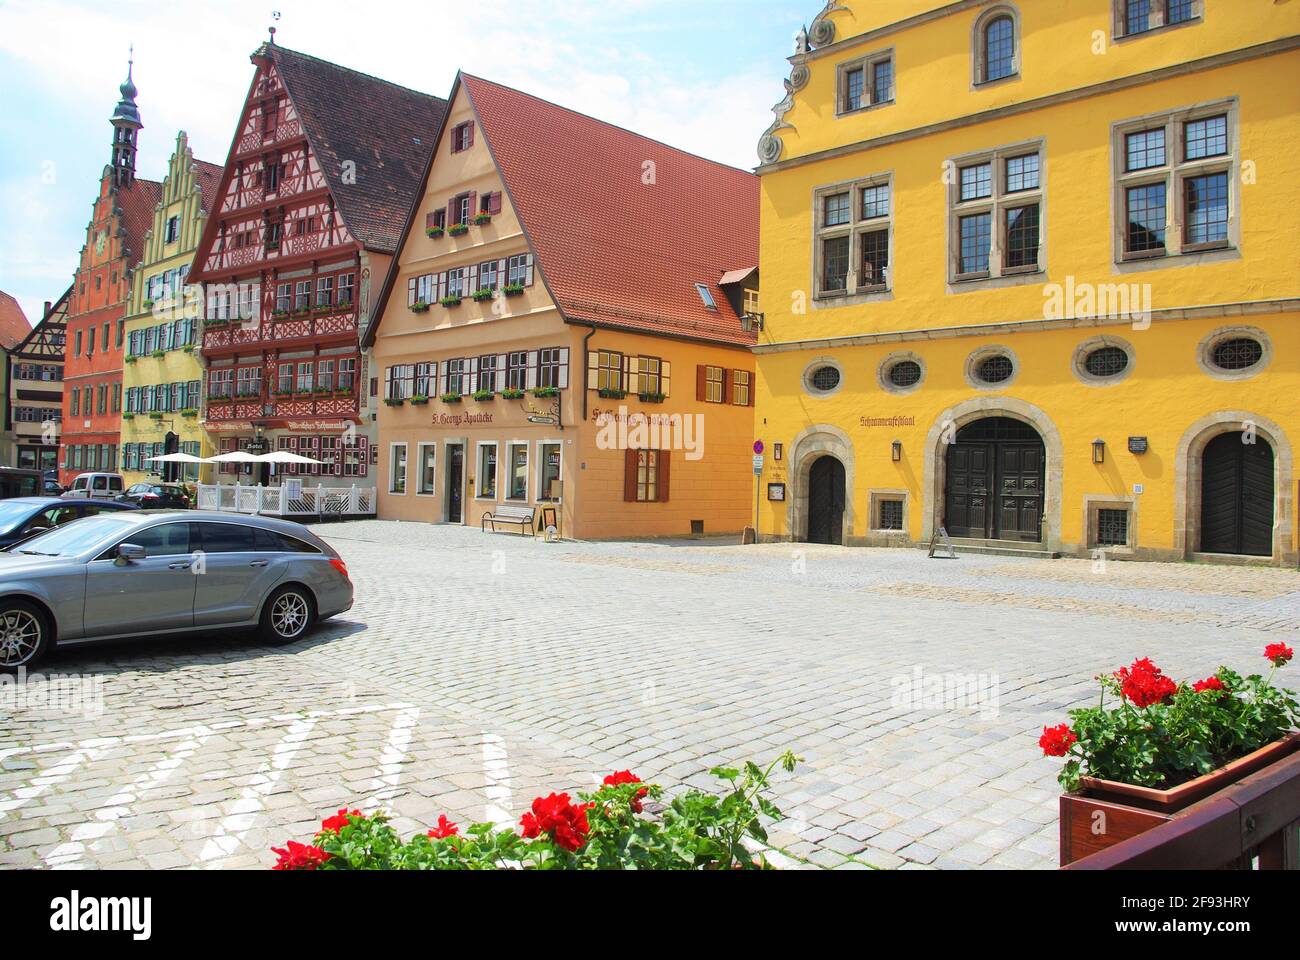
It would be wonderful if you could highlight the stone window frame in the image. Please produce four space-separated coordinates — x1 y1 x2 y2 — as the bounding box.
946 138 1046 287
801 356 846 399
1112 98 1239 265
1083 494 1138 555
971 4 1022 89
877 350 927 396
963 344 1020 391
1111 0 1203 42
812 171 894 303
868 489 909 536
1072 335 1136 387
1196 325 1271 383
835 46 896 117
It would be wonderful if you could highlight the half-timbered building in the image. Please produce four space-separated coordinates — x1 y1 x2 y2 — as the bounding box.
5 289 68 471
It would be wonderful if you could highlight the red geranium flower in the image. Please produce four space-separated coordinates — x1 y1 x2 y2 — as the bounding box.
602 770 649 812
427 815 458 839
1193 676 1226 694
271 840 332 870
519 793 593 852
1113 658 1178 708
319 808 362 834
1264 643 1294 667
1039 723 1077 757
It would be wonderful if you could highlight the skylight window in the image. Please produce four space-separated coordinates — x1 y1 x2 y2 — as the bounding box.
694 283 717 310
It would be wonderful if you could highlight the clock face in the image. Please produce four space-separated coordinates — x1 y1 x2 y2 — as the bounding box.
94 230 107 255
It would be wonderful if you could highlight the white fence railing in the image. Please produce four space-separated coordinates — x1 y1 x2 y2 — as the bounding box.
196 483 377 518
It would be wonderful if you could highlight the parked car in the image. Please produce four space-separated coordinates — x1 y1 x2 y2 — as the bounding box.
0 467 44 500
43 479 65 496
117 482 192 509
0 511 353 669
63 472 126 500
0 497 139 551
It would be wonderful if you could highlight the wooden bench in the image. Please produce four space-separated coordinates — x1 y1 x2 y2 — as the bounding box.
481 503 536 536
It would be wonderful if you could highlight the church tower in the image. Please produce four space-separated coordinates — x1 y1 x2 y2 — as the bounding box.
109 54 142 188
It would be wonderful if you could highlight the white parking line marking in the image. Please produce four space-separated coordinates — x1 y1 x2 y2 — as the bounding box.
0 744 108 820
42 727 212 869
199 717 317 867
363 706 420 811
482 734 513 829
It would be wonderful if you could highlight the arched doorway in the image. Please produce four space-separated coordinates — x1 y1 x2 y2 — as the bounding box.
162 432 179 482
1201 432 1274 556
944 417 1045 542
807 456 845 544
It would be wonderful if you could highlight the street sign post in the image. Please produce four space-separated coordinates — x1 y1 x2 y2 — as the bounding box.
751 442 765 544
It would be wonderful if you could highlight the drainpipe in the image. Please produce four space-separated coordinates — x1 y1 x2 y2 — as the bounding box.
580 322 597 424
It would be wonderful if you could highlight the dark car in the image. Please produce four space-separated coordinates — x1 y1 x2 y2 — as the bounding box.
117 483 192 509
0 467 43 500
43 479 65 496
0 511 354 669
0 497 139 551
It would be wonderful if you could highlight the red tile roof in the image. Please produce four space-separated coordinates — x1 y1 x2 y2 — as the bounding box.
0 290 33 351
195 159 224 216
265 44 447 252
461 74 758 347
116 177 163 266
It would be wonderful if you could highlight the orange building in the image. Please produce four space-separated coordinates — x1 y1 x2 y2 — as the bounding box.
365 75 760 539
60 60 160 484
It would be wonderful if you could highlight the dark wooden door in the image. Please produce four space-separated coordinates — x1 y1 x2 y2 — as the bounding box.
807 456 845 545
1201 433 1274 556
944 418 1044 542
944 444 991 538
997 443 1044 541
447 445 464 523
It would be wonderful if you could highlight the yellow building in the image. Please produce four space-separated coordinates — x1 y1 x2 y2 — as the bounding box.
119 131 222 485
754 0 1300 564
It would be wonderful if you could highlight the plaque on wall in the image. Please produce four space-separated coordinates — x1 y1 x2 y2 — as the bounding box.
767 482 786 502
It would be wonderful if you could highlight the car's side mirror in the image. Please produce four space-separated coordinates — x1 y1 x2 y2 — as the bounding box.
115 543 146 565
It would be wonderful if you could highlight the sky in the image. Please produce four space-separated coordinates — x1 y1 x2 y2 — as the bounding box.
0 0 810 326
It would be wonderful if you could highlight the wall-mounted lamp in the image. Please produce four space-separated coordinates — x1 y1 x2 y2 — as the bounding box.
1092 438 1106 464
891 439 902 462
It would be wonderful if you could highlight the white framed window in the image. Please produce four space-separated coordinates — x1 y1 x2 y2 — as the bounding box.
416 443 437 496
814 172 893 298
476 442 498 499
506 442 529 501
389 443 407 495
837 48 894 114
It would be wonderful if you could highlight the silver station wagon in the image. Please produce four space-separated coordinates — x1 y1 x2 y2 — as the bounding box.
0 511 354 670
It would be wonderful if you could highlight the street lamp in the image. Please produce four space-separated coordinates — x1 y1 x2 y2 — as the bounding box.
1092 438 1106 464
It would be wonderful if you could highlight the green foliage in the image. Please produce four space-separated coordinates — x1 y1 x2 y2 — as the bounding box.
276 751 800 871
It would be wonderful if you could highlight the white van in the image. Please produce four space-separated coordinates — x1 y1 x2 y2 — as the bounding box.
65 472 126 500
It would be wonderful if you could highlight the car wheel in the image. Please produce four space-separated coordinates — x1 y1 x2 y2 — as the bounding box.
0 600 50 672
259 585 315 646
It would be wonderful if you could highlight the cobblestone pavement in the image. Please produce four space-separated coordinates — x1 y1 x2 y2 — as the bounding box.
2 521 1296 870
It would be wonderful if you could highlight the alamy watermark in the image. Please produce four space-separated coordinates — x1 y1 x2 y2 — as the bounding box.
890 666 1000 719
0 668 104 718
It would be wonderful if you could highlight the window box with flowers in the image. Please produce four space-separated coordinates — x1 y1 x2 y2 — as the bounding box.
182 344 195 354
148 412 164 421
471 389 495 402
410 300 431 314
122 412 135 421
448 223 469 237
503 283 526 297
151 349 166 359
180 408 199 418
439 295 462 308
124 355 138 365
473 212 492 226
1046 645 1299 866
270 751 799 871
383 397 405 407
206 317 230 327
501 388 525 400
440 392 463 404
409 395 429 405
425 226 445 239
638 391 666 404
142 299 155 310
597 387 626 399
532 386 559 398
472 288 494 303
271 309 290 320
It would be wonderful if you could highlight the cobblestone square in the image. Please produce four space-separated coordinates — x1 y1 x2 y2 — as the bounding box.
3 521 1297 870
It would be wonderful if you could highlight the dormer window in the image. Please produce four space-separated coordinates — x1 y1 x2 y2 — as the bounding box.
450 121 475 153
694 283 717 310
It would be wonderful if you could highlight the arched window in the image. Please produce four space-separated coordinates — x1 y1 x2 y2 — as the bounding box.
973 6 1020 85
984 17 1015 81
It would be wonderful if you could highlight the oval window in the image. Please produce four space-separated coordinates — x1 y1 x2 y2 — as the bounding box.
977 355 1014 384
809 366 841 393
1211 338 1263 371
1084 346 1129 379
888 360 922 388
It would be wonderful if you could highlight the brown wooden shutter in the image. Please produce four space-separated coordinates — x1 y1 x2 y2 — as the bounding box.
696 364 706 401
467 122 475 148
623 448 639 502
723 369 733 405
425 211 438 229
488 191 502 214
748 372 755 406
468 191 478 216
657 450 671 502
447 198 457 225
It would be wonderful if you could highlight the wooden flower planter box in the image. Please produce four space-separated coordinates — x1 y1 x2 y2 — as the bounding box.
1059 732 1300 865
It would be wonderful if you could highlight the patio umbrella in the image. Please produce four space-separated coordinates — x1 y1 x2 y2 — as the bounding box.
256 450 326 465
206 450 262 463
143 453 206 464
